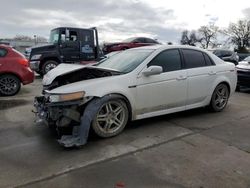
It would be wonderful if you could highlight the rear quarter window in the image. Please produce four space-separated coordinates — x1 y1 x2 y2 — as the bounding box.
203 53 215 66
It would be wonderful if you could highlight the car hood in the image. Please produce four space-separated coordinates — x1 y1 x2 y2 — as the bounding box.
236 61 250 70
31 44 56 53
43 63 88 85
47 75 119 95
42 63 122 91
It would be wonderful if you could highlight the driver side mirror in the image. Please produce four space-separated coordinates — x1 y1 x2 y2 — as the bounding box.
142 66 163 76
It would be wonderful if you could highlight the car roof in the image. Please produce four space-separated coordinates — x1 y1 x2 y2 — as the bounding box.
0 44 12 49
128 44 209 52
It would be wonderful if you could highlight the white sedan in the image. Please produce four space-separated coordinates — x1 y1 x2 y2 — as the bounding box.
35 45 237 146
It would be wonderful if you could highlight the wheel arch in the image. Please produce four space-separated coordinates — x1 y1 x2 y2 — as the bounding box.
0 72 22 83
218 81 231 94
89 93 134 121
210 76 232 96
39 56 61 71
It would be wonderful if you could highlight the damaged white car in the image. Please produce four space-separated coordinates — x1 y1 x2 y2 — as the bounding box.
34 45 237 147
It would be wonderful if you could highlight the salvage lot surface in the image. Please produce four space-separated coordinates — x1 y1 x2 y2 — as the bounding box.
1 78 250 188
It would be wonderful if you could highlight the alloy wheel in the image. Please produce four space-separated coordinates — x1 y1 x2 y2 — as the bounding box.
210 84 229 112
92 100 128 137
0 75 20 96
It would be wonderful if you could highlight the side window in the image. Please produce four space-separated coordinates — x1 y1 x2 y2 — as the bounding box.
69 31 78 41
136 38 145 43
148 49 182 72
203 53 214 66
0 48 7 57
182 49 206 68
61 30 78 42
145 38 155 43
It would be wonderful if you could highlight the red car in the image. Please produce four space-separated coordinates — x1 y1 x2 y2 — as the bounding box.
0 45 34 96
102 37 160 54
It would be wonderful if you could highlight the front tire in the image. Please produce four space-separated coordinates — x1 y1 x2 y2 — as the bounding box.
0 74 21 96
209 83 229 112
42 60 58 75
92 99 129 138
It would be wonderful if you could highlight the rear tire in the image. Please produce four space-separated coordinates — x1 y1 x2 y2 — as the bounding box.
209 83 229 112
0 74 21 96
42 60 58 75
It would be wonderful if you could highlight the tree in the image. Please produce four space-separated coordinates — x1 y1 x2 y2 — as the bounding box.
225 20 250 52
180 30 200 46
198 24 219 49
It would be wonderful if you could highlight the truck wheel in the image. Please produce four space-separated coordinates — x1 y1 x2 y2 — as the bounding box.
92 99 129 138
42 60 58 75
0 74 21 96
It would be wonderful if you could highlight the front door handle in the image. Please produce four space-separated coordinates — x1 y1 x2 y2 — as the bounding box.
176 75 187 81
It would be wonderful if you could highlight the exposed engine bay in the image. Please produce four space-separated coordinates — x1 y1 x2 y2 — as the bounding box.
43 66 121 91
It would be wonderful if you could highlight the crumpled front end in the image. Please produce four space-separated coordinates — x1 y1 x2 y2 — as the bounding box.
33 92 92 147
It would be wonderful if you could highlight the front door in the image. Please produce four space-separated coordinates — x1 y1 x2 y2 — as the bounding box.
135 49 187 118
59 29 80 63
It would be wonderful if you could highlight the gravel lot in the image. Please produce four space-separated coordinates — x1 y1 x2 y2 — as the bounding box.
1 78 250 188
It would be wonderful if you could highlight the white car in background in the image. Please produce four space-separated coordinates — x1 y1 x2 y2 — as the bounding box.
34 45 237 146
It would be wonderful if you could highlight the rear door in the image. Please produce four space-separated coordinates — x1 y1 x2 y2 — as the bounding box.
181 49 217 107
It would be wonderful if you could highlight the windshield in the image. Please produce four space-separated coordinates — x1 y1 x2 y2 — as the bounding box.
96 49 154 73
49 29 59 43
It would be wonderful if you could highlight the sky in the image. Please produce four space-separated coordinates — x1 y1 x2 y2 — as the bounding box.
0 0 250 43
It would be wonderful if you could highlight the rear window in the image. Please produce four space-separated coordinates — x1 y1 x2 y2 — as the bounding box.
182 49 206 68
0 48 7 57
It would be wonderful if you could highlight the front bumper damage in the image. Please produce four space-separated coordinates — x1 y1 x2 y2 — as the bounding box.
34 95 86 147
34 95 112 147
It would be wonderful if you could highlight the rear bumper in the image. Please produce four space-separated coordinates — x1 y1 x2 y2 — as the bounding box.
21 67 35 85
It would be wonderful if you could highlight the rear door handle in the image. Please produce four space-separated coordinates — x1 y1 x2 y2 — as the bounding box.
208 71 216 75
176 75 187 81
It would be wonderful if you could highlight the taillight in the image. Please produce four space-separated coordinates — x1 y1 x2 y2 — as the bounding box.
18 58 29 67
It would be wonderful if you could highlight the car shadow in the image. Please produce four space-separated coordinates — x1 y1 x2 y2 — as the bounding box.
0 99 29 110
236 87 250 94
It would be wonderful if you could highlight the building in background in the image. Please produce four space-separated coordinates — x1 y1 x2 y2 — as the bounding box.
0 39 48 54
